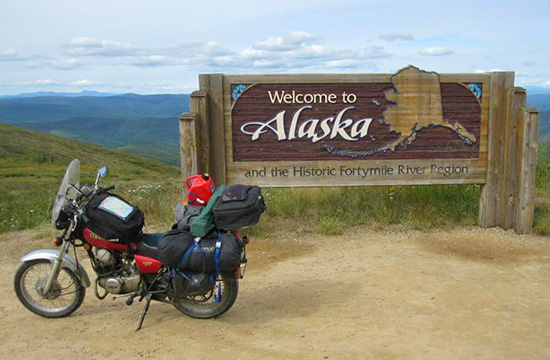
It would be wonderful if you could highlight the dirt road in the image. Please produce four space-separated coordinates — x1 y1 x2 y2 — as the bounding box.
1 226 549 359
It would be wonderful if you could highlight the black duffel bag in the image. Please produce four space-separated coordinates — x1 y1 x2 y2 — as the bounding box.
158 230 242 272
157 229 195 267
184 232 242 272
85 193 144 244
212 184 265 230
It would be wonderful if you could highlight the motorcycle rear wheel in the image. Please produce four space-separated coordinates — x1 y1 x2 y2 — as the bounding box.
14 259 86 318
173 272 238 319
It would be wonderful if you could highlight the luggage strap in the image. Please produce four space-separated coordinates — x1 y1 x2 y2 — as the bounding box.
171 237 206 280
211 232 223 303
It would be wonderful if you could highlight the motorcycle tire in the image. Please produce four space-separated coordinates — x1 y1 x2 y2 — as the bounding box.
173 272 238 319
14 259 86 318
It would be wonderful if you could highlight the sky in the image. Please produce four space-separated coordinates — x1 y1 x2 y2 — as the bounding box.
0 0 548 95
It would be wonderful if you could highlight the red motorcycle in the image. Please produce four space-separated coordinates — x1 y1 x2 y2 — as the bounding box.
14 160 253 330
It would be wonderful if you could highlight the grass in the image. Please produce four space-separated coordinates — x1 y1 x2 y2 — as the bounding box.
2 123 550 238
254 184 480 236
0 124 179 233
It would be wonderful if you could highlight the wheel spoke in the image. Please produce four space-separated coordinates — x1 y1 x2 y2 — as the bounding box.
19 264 81 312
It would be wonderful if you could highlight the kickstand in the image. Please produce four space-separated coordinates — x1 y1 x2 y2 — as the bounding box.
135 294 152 332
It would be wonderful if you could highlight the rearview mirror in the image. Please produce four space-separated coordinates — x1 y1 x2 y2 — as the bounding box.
95 166 109 189
98 166 109 178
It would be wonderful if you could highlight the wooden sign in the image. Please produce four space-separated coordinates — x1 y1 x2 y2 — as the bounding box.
180 65 539 234
224 66 488 186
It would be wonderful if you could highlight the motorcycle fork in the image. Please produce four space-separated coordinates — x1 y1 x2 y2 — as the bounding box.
43 223 74 294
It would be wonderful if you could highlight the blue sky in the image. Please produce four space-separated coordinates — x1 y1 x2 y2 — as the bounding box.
0 0 548 94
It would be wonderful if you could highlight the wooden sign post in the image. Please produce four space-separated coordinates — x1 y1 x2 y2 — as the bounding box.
180 66 539 234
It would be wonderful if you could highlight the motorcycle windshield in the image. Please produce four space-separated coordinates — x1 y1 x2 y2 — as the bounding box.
51 159 80 224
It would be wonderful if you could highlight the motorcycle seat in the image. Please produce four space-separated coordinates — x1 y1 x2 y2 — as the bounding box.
136 233 164 260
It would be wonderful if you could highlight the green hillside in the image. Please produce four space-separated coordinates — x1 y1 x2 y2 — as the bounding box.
17 116 181 165
0 93 187 166
116 142 181 166
0 124 182 233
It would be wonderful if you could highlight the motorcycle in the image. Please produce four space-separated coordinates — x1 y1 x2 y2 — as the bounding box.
14 159 249 330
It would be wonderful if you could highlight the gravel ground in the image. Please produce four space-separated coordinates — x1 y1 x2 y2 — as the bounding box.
1 225 549 359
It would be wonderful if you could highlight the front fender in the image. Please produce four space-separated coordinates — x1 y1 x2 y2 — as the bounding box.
21 249 91 287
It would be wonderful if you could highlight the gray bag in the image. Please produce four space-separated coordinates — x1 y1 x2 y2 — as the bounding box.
174 202 203 230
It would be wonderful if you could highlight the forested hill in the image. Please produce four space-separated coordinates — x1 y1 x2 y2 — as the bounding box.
0 93 189 166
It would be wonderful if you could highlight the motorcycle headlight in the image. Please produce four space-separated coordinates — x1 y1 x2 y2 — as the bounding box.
55 209 71 230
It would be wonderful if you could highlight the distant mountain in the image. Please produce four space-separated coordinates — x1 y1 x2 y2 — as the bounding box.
18 116 179 146
0 90 119 98
0 93 189 123
0 93 189 165
525 86 550 95
527 94 550 111
16 116 181 166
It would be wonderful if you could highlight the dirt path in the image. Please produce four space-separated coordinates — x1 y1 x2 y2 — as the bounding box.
1 226 549 359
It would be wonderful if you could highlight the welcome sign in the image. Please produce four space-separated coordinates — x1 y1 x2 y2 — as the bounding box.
181 66 539 233
222 66 489 186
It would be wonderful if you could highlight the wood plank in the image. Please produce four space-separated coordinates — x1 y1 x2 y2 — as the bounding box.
502 87 526 229
224 72 490 85
478 72 514 228
178 113 198 193
200 74 226 184
190 90 210 173
226 158 486 187
514 107 539 234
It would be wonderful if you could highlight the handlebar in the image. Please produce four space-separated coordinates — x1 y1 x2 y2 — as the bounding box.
103 185 115 192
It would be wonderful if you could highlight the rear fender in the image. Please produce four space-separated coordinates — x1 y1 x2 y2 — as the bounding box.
20 249 91 287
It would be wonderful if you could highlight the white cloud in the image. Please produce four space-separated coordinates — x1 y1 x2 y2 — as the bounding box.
286 44 331 59
418 47 455 56
50 32 394 72
192 32 392 71
129 55 178 67
325 59 363 68
362 46 392 59
0 49 25 62
71 79 97 86
254 31 318 51
379 33 414 42
23 57 81 70
252 59 284 68
66 37 134 57
49 58 81 70
34 79 61 85
69 37 102 47
242 47 269 59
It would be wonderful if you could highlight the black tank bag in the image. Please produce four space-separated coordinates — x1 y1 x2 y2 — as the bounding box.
212 185 265 230
85 193 144 244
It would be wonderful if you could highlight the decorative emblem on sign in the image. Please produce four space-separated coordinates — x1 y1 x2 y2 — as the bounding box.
466 83 483 99
231 84 248 102
326 66 478 157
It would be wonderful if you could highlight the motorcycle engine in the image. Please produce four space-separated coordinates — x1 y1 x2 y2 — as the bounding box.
96 249 141 295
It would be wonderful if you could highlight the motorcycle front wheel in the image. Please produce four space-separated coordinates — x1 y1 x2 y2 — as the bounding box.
14 259 86 318
173 272 238 319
